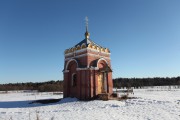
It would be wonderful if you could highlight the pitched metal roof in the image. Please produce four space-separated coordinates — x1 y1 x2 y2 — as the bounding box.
74 38 103 48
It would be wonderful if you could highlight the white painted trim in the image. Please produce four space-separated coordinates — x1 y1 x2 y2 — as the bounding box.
75 48 87 53
97 58 109 68
65 52 73 56
87 48 99 53
87 47 111 55
76 67 99 71
76 68 89 70
65 53 110 61
87 48 111 55
63 70 69 73
64 47 111 56
65 48 87 57
90 67 99 70
65 59 79 70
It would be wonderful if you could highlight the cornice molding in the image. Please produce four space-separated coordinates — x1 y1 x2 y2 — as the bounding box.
65 48 110 57
65 53 110 61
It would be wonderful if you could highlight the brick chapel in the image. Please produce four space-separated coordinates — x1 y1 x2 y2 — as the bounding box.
63 18 113 100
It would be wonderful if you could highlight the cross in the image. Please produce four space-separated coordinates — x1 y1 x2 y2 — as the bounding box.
85 16 88 31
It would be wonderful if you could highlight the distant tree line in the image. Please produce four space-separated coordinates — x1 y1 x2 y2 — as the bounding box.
0 77 180 91
113 76 180 89
0 80 63 92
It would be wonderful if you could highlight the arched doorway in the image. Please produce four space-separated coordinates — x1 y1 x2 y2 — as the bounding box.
66 59 78 97
97 59 112 94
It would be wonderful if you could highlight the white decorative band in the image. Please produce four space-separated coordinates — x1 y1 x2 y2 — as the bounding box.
65 48 87 57
65 53 110 61
65 48 111 57
63 70 69 73
76 67 99 71
63 67 99 72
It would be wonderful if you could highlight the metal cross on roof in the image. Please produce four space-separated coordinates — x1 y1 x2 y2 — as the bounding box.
85 16 88 32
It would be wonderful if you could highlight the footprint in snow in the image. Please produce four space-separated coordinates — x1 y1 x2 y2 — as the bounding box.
14 112 22 114
0 112 6 114
138 100 144 102
110 104 119 107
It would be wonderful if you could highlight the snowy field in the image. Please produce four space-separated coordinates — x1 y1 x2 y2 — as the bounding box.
0 87 179 120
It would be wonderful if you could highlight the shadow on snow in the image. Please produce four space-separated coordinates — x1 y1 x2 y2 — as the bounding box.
0 97 78 108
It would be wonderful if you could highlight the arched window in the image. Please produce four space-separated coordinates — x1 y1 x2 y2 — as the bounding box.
72 73 77 87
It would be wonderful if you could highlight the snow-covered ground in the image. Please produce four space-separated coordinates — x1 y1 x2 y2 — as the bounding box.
0 88 179 120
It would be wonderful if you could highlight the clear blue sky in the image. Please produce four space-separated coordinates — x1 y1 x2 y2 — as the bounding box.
0 0 180 84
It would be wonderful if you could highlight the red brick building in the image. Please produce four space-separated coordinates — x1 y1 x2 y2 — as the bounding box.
63 21 113 100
